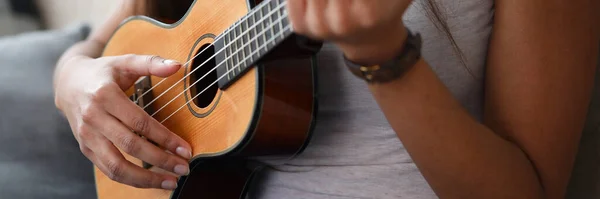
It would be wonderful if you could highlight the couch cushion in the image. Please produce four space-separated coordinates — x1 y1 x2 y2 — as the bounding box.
0 24 95 199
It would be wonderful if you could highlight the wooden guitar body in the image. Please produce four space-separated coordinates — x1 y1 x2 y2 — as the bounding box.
96 0 321 198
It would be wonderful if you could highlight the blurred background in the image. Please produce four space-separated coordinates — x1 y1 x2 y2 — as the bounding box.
0 0 118 36
0 1 121 199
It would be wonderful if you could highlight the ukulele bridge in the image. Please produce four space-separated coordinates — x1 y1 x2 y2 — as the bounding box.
133 76 154 115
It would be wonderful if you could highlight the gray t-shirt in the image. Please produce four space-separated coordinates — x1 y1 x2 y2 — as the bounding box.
250 0 495 198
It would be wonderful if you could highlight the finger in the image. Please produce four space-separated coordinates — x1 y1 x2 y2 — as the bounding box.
352 0 379 28
287 0 308 33
305 0 330 38
111 54 182 78
100 84 192 160
89 108 190 177
92 135 179 190
79 144 96 162
326 0 353 38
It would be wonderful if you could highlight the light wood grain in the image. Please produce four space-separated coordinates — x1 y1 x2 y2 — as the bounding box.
96 0 253 198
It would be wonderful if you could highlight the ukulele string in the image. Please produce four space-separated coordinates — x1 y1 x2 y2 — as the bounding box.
134 0 272 103
137 1 285 109
159 23 293 124
149 10 290 118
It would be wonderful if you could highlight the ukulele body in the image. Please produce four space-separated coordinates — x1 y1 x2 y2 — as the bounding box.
96 0 320 198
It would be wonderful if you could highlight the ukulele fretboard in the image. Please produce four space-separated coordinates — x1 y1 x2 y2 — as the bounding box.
214 0 292 88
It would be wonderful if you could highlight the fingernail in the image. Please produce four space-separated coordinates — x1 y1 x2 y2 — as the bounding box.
161 180 177 190
176 147 192 159
174 164 189 176
163 59 180 65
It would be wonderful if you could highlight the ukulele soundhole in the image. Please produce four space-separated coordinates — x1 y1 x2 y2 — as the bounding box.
188 44 218 109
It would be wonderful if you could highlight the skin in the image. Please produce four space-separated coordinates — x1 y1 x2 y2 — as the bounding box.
53 0 600 197
53 1 189 190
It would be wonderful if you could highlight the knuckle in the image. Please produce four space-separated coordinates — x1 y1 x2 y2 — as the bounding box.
312 29 330 38
135 174 160 189
291 22 308 35
359 15 378 28
79 145 92 156
119 134 140 155
77 125 93 141
87 84 112 104
158 153 177 170
331 22 351 36
146 55 162 64
354 6 378 28
305 15 329 38
162 134 177 151
106 160 124 182
80 105 96 124
132 117 151 135
145 174 161 188
292 24 305 33
309 22 330 38
96 83 118 100
333 18 357 37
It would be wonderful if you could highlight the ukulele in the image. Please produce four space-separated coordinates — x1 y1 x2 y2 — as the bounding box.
96 0 322 198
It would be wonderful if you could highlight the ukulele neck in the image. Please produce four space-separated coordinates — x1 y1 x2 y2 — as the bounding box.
214 0 293 89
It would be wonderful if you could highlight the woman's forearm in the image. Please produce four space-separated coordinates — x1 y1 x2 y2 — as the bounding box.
365 0 598 197
368 59 545 199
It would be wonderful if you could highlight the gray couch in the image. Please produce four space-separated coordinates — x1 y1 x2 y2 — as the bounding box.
0 24 598 199
0 24 95 199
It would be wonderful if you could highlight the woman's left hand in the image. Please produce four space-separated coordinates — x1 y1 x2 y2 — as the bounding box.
286 0 413 65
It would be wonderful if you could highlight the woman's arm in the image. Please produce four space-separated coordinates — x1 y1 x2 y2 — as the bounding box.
483 0 599 196
368 0 599 198
287 0 599 198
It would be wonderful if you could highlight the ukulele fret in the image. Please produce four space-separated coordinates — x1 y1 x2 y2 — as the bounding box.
243 20 251 68
255 7 263 55
225 33 232 81
270 0 280 46
237 26 244 76
216 0 296 89
248 14 257 64
278 1 287 38
238 23 245 73
261 5 270 53
230 27 237 77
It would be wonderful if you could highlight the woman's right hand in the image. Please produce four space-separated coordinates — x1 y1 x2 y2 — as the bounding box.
53 54 192 190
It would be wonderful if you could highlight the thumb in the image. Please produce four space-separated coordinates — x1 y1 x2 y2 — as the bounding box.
111 54 182 78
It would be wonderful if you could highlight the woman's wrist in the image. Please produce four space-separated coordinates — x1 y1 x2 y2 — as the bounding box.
341 24 423 84
53 44 96 110
338 24 408 66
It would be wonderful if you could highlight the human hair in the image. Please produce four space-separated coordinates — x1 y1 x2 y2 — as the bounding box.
421 0 471 75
